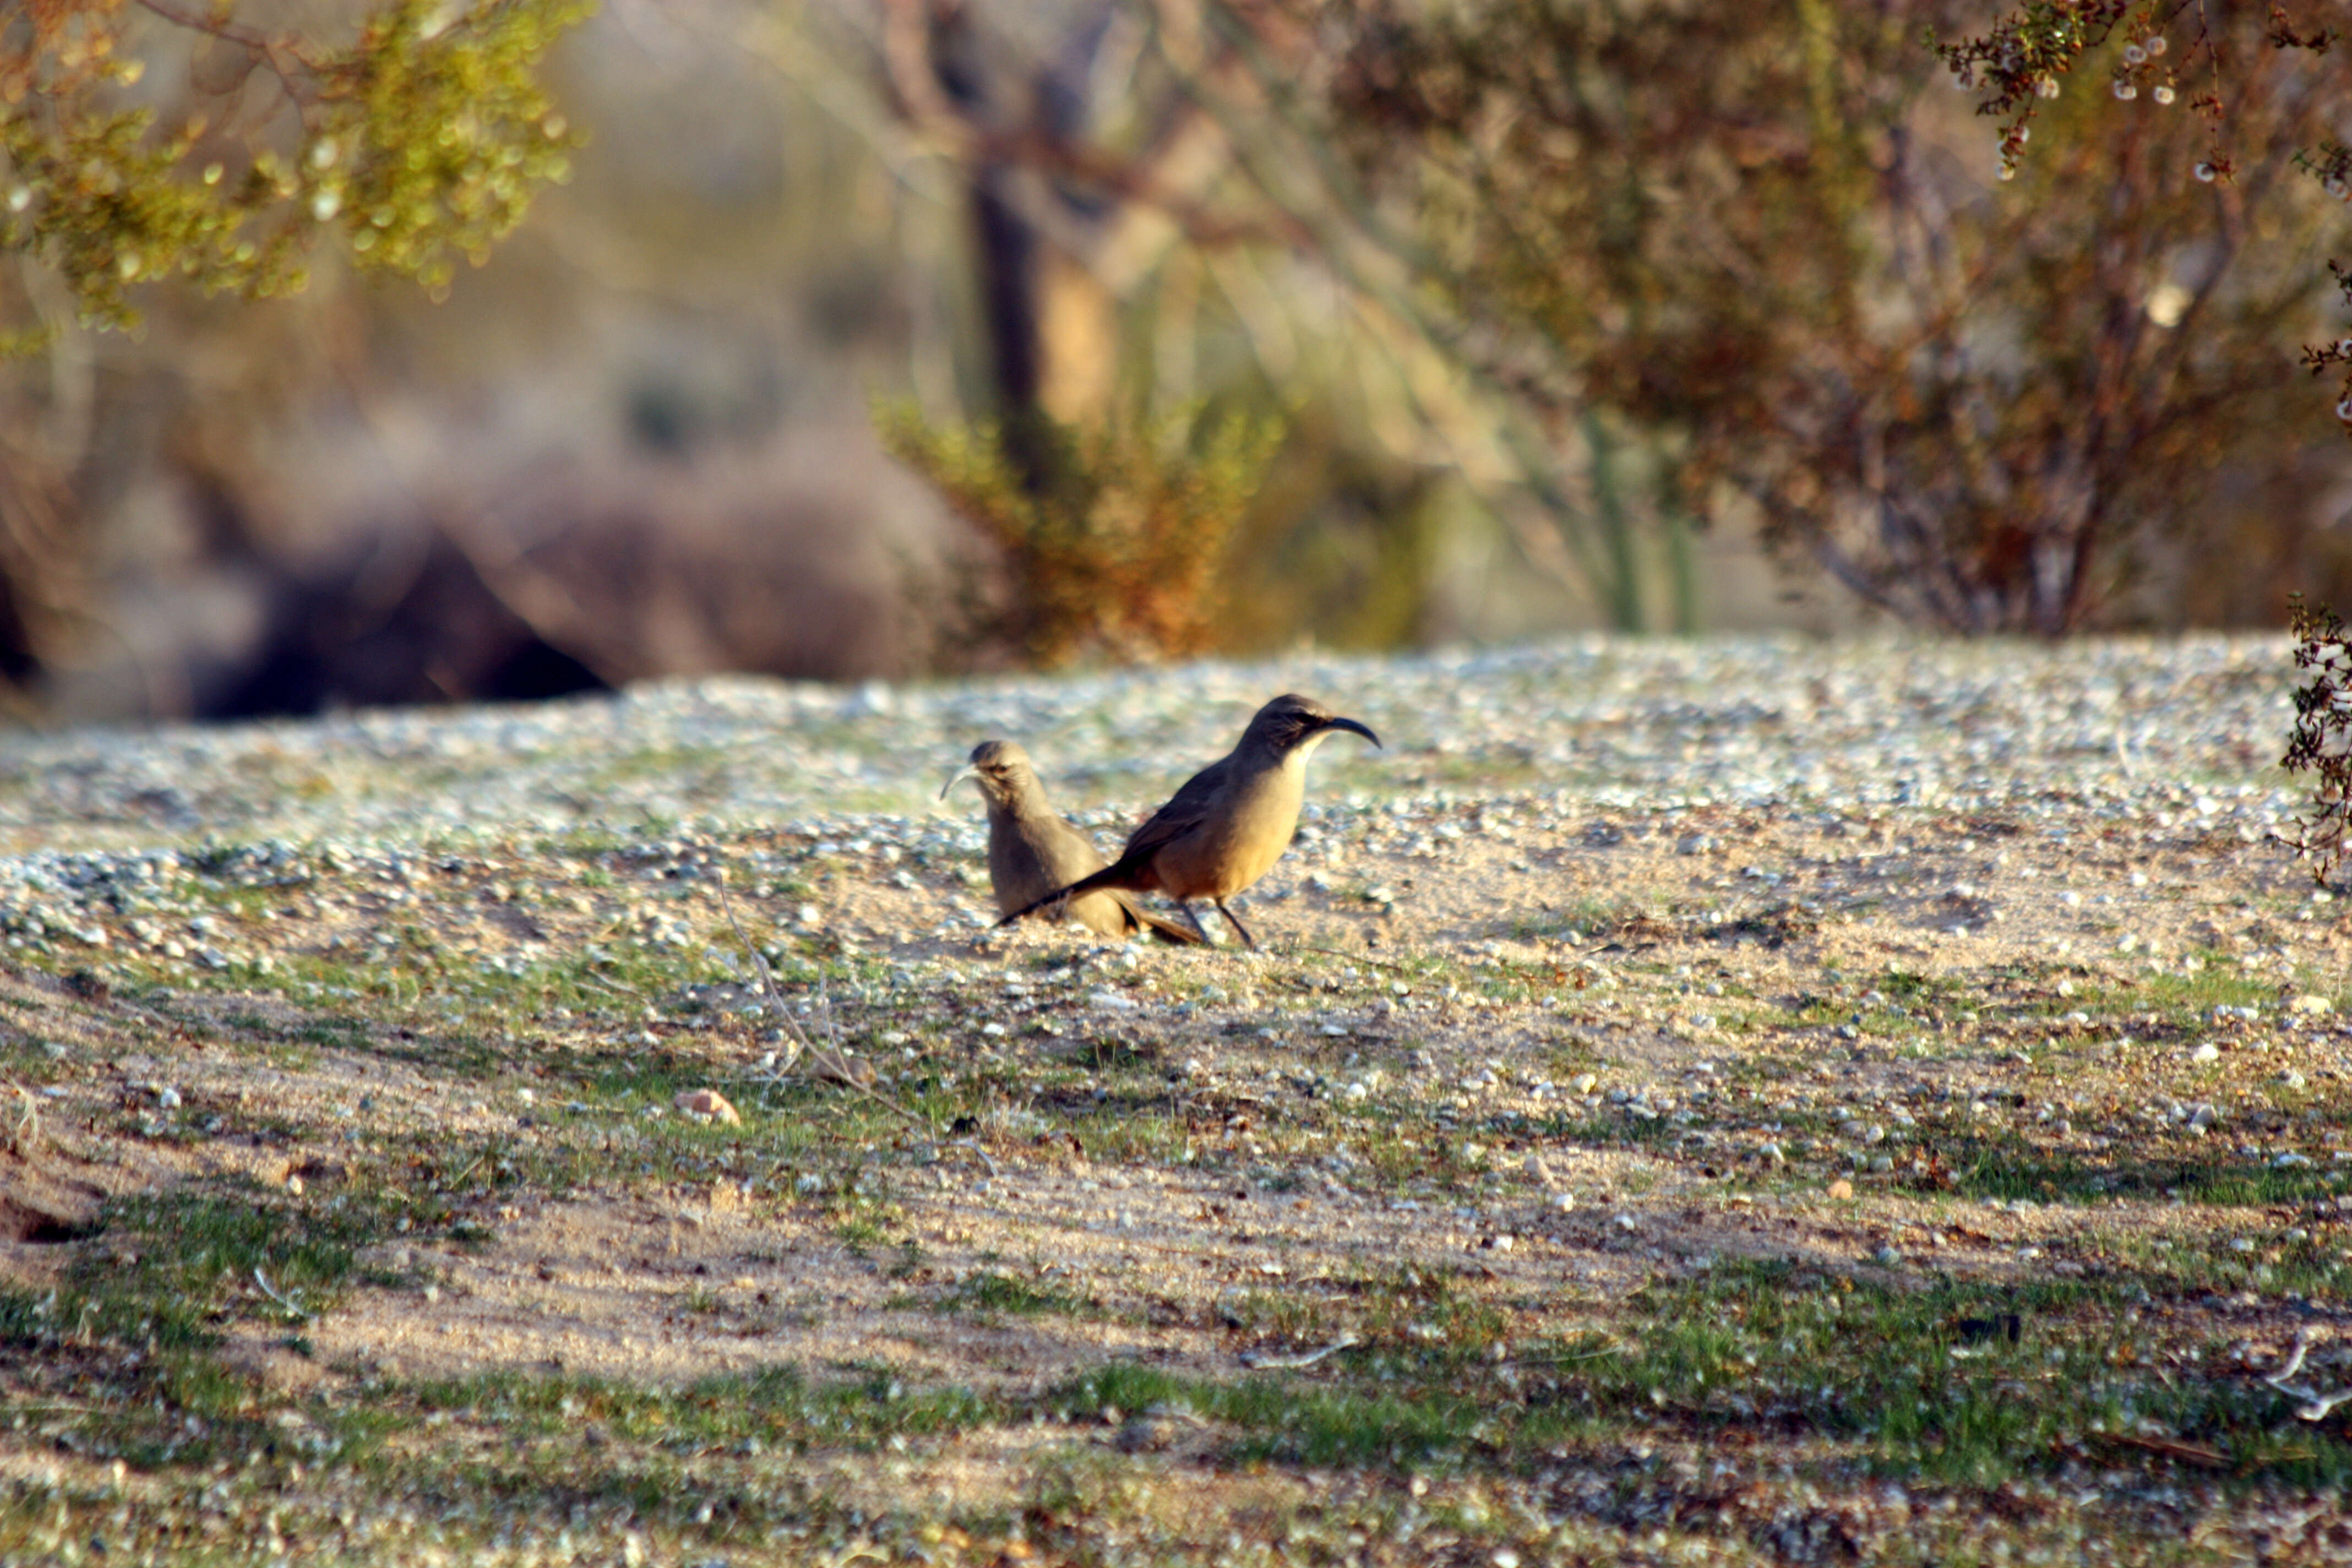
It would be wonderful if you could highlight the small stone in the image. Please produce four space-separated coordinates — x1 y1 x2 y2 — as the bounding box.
2290 995 2334 1017
1827 1179 1855 1200
674 1089 742 1125
1872 1244 1903 1266
1116 1411 1184 1453
2191 1042 2220 1063
816 1057 876 1088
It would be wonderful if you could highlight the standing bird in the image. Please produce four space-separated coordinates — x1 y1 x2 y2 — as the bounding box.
941 740 1205 945
996 694 1380 948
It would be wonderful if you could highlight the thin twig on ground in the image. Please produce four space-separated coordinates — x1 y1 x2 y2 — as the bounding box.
1282 943 1418 975
3 1080 38 1155
712 869 928 1129
2261 1328 2352 1421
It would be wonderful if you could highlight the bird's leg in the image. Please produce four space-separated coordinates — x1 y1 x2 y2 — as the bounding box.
1213 900 1257 950
1176 902 1217 945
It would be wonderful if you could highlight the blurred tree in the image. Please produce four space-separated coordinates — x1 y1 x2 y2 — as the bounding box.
867 0 1263 435
0 0 587 698
843 0 1668 651
1934 1 2350 435
858 0 1309 661
1302 0 2352 634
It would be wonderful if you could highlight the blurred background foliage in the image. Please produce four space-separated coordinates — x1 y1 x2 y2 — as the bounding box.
0 0 2348 721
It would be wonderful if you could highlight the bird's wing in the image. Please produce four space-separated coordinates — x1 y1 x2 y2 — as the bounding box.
1114 757 1232 863
1031 813 1113 883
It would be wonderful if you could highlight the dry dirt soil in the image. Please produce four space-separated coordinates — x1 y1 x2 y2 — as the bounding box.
1 650 2351 1565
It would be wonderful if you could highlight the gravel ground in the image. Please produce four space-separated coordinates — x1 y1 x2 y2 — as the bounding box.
6 632 2352 1567
0 631 2306 912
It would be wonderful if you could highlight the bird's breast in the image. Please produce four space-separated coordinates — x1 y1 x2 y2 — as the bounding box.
1153 766 1305 899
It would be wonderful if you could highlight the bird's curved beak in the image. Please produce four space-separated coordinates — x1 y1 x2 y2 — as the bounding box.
1323 716 1381 749
939 765 981 802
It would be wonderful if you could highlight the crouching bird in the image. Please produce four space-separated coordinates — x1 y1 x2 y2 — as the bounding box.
941 740 1205 945
995 694 1379 948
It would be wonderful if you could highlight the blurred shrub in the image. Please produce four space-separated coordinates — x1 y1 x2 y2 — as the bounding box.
875 400 1282 667
1305 0 2352 634
0 0 587 703
1 0 586 327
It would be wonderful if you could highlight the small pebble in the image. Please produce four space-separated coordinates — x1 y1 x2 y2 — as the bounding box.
674 1089 742 1125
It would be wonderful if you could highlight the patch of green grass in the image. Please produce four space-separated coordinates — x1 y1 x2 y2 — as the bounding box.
1945 1145 2345 1209
0 1031 67 1085
1509 896 1650 943
319 1362 1002 1518
61 1187 394 1347
1350 1264 1510 1363
1042 1257 2352 1490
935 1268 1092 1317
2048 963 2281 1025
1070 1099 1193 1163
1526 1105 1689 1152
1580 1260 2352 1489
0 1181 412 1472
1216 1287 1335 1344
1355 1129 1434 1186
293 1014 377 1050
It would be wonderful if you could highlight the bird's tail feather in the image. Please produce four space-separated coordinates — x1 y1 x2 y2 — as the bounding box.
1133 906 1207 946
995 861 1130 927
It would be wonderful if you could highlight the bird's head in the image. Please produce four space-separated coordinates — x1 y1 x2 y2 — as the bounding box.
940 738 1038 804
1245 694 1381 759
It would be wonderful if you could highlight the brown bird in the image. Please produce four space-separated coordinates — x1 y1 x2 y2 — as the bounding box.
996 693 1380 948
941 740 1205 945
